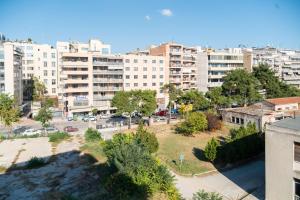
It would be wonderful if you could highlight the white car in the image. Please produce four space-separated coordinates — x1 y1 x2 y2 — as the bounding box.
89 116 97 121
45 127 59 134
21 129 42 136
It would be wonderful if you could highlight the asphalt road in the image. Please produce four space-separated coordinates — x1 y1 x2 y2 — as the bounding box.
175 159 265 200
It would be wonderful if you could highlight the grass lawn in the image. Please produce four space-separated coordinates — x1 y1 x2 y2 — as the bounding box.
80 140 107 162
142 123 230 175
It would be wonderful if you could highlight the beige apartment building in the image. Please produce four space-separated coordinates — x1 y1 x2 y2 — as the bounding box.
266 117 300 200
13 41 58 98
123 53 167 108
0 41 23 105
149 42 198 91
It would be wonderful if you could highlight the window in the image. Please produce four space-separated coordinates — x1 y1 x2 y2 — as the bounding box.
152 60 156 63
52 70 55 76
160 82 164 86
143 75 147 79
52 62 56 67
134 67 138 71
152 67 156 71
43 52 47 59
125 59 130 63
160 75 164 79
134 59 138 63
52 79 56 85
152 83 156 86
143 83 147 86
126 75 130 79
277 108 282 111
143 60 147 63
126 83 130 87
294 178 300 199
159 60 164 64
294 142 300 162
241 118 244 125
44 62 47 67
143 67 147 71
134 75 138 79
231 117 235 123
44 70 48 76
152 75 156 79
160 67 164 71
236 118 240 124
52 88 56 93
51 53 55 58
125 67 130 71
44 79 48 84
134 83 138 87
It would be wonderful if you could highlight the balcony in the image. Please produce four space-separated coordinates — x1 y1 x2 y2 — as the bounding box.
93 61 123 67
170 78 181 83
93 86 122 91
62 70 88 75
73 100 89 107
62 61 89 66
93 78 123 83
170 56 181 61
63 79 89 84
93 95 114 100
93 70 123 75
64 87 89 93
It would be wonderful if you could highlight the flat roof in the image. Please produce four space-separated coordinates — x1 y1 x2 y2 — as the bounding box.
271 116 300 132
222 105 273 117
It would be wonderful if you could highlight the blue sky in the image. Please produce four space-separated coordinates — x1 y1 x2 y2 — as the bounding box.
0 0 300 53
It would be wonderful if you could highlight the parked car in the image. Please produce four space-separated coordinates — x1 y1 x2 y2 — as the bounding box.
89 116 97 121
63 126 79 132
45 127 59 134
21 129 42 136
155 110 168 116
100 114 110 119
82 116 89 122
67 117 73 121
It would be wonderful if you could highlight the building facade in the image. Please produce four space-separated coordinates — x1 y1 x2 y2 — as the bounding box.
266 117 300 200
0 42 23 105
149 42 198 91
123 53 167 108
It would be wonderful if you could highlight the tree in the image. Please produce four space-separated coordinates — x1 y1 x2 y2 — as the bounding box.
135 90 157 118
34 106 53 132
222 69 262 106
84 128 102 142
134 123 159 153
178 103 193 118
179 90 210 111
91 108 98 116
205 112 222 131
193 189 223 200
205 87 231 110
204 138 220 162
32 77 47 101
0 94 20 138
162 84 182 124
176 112 208 136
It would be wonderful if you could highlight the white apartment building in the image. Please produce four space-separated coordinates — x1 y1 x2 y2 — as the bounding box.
123 53 167 108
0 42 23 105
13 41 58 98
245 47 300 88
198 48 244 91
149 42 199 91
266 117 300 200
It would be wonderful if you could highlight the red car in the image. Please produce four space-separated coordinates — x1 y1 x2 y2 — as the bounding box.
155 110 168 116
63 126 79 132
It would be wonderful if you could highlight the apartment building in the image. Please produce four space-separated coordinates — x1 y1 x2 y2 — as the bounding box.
0 41 23 105
123 53 167 108
149 42 199 91
245 47 300 88
266 117 300 200
57 39 121 116
12 41 58 99
198 48 244 91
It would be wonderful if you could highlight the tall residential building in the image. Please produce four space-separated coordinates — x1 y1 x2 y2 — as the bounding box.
149 42 199 91
57 39 122 116
0 42 23 105
245 47 300 88
266 117 300 200
12 41 58 98
123 53 167 108
198 48 244 91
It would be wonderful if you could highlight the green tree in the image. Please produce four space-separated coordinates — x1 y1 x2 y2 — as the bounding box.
162 84 182 124
193 189 223 200
179 90 210 111
91 108 98 116
176 112 208 136
205 87 231 110
34 106 53 132
222 69 262 106
32 77 47 101
204 138 220 162
134 123 159 153
84 128 102 142
135 90 157 118
0 94 20 138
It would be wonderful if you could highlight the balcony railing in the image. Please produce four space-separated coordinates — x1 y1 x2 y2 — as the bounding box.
295 195 300 200
93 86 122 91
93 78 123 83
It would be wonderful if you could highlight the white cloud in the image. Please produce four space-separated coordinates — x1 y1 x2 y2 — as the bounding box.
145 15 151 21
160 9 173 17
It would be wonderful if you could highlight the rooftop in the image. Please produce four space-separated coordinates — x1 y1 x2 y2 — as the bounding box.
271 116 300 132
265 96 300 105
222 105 273 117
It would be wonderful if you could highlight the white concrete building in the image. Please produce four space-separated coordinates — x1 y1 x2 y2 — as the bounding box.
123 53 167 108
265 117 300 200
0 42 23 105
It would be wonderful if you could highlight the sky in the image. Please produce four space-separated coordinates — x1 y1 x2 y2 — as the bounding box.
0 0 300 53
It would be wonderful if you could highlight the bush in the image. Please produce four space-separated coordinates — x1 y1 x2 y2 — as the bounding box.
48 131 70 143
204 138 219 162
176 112 208 136
192 189 223 200
84 128 102 142
134 124 159 153
205 112 222 131
26 157 46 169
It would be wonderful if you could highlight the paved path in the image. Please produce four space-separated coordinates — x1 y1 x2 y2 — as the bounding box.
175 160 265 200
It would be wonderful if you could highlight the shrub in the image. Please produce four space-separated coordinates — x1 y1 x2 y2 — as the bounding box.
205 112 222 131
48 131 70 143
26 157 46 169
176 112 208 136
84 128 102 142
134 124 159 153
204 138 220 162
192 189 223 200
